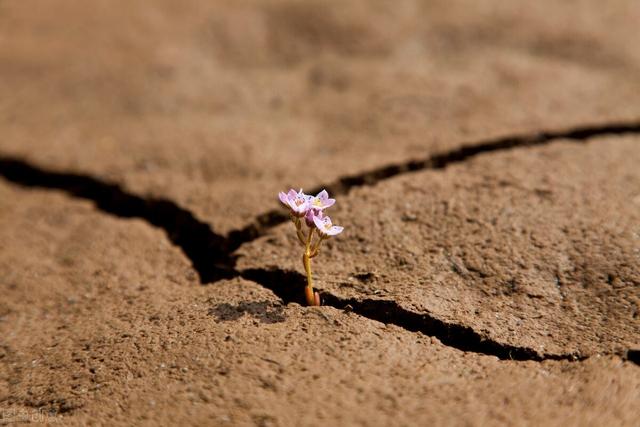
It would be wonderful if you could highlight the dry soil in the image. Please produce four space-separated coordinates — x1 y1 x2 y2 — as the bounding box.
0 1 639 426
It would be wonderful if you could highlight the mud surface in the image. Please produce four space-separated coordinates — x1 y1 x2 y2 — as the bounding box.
1 1 639 425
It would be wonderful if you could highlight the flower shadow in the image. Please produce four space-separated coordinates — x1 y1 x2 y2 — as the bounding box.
208 301 286 324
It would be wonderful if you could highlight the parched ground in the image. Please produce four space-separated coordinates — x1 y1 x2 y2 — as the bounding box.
0 1 639 425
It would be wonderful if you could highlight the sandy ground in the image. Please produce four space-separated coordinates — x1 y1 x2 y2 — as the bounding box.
0 1 639 425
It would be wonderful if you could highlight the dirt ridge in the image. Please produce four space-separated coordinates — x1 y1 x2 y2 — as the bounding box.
1 119 640 364
239 267 586 361
239 267 639 364
228 120 640 245
0 157 236 283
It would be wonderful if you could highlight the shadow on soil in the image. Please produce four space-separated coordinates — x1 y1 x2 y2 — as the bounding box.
626 349 640 366
1 119 639 363
208 300 287 324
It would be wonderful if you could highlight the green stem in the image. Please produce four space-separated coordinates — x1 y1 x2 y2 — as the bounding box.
310 235 325 258
303 227 317 305
294 217 306 246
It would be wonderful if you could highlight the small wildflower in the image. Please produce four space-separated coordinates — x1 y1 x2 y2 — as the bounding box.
278 188 309 217
277 188 344 306
306 189 335 211
304 208 319 227
313 214 344 237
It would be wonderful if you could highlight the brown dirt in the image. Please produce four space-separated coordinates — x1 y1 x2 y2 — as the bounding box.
1 0 639 425
239 136 640 359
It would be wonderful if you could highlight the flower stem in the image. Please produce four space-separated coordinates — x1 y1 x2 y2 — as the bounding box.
310 235 325 258
294 217 306 246
303 227 319 306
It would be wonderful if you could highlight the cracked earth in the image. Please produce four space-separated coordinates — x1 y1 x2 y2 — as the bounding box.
1 1 639 425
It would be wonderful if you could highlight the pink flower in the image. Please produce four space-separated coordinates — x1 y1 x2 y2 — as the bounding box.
304 208 322 227
306 190 335 211
278 188 310 217
313 214 344 236
278 187 343 306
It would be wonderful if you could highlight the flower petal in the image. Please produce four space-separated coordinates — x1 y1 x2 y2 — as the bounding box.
304 209 317 226
316 189 329 200
279 191 289 204
327 225 344 236
323 198 336 208
313 215 327 231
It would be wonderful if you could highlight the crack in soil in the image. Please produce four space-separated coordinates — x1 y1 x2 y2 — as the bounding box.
1 120 639 363
626 349 640 366
229 120 640 245
240 268 586 361
236 268 638 363
0 158 237 283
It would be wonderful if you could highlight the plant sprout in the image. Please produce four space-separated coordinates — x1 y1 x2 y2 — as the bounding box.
278 189 344 306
